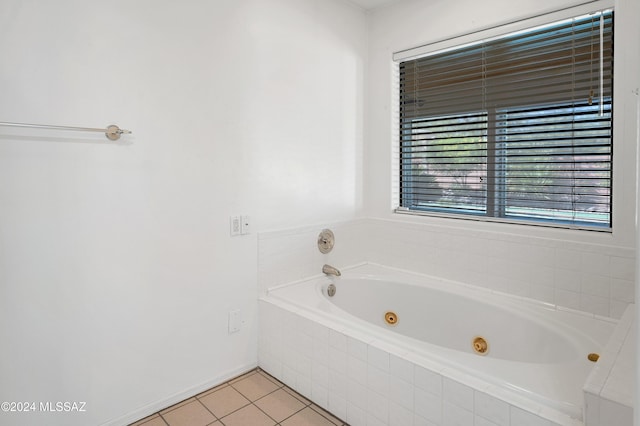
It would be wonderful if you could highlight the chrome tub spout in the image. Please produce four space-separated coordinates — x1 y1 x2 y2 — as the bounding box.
322 264 341 277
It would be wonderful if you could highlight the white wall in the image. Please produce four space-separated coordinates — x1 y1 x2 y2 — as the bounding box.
0 1 366 425
365 0 640 315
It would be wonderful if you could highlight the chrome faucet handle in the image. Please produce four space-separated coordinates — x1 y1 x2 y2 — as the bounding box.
317 229 335 253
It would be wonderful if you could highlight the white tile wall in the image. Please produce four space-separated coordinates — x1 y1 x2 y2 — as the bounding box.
367 219 634 319
258 218 635 318
259 300 581 426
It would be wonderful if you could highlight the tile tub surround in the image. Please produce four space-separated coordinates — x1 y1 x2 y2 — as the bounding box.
129 369 348 426
583 305 635 426
257 220 635 424
258 299 597 426
258 218 635 319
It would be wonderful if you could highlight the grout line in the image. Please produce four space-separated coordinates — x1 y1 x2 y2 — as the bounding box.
157 412 170 426
250 399 282 425
228 383 272 402
135 413 171 426
158 398 219 425
193 395 220 423
252 386 287 405
222 389 281 425
275 405 311 425
207 399 251 423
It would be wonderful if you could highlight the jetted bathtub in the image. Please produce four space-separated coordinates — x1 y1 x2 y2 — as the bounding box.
259 263 615 425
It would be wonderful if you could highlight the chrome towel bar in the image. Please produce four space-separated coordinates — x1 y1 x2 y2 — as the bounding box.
0 121 132 141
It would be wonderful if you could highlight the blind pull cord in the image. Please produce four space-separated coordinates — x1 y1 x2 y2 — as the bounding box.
599 13 604 116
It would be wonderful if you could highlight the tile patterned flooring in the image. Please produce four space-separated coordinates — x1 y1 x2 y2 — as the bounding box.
130 368 349 426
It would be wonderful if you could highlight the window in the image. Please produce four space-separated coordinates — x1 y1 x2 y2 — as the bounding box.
397 10 613 230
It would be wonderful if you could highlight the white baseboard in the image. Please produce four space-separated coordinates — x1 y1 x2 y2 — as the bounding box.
101 362 258 426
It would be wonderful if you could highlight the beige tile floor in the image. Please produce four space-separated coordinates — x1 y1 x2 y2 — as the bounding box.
130 368 349 426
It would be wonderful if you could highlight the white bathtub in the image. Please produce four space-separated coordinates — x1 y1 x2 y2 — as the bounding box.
259 263 616 425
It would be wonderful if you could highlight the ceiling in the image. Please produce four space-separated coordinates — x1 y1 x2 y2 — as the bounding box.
349 0 405 10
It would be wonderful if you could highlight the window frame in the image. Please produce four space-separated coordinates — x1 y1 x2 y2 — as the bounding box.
392 4 615 232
